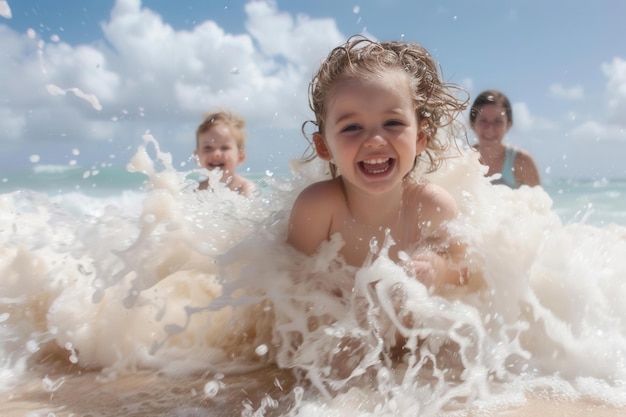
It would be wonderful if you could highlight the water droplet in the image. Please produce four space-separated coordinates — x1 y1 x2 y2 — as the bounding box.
204 381 220 397
25 340 40 353
42 375 67 392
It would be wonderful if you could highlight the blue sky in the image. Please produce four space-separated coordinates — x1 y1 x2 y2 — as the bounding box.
1 0 625 179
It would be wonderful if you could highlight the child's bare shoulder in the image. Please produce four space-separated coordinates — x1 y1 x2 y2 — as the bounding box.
406 181 458 220
296 178 344 202
288 178 344 253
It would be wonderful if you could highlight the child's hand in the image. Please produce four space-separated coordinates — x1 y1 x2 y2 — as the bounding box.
401 248 467 287
400 251 442 287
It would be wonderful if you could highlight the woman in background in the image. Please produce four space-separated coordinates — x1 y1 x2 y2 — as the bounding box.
469 90 541 188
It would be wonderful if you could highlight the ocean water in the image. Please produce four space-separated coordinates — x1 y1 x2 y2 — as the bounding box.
2 136 626 416
3 159 624 229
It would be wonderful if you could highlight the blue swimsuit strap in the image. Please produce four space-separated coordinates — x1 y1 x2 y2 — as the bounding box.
500 147 518 188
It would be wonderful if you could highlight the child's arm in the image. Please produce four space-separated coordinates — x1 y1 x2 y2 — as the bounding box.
404 240 468 287
403 184 468 287
287 181 334 255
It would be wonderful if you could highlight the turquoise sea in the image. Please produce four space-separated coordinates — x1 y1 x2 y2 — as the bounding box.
2 163 625 227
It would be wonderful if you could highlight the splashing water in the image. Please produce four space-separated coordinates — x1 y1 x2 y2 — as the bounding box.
1 136 626 416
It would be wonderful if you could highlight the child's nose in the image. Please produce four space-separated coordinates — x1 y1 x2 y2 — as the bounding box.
365 130 386 147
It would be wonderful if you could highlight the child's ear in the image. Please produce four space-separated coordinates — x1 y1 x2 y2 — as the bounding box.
417 119 429 151
313 132 332 161
238 150 246 165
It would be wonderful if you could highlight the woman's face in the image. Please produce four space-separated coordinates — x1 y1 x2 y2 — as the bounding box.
471 104 511 144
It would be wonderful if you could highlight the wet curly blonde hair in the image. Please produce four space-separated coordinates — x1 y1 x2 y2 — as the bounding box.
302 35 468 177
196 110 247 151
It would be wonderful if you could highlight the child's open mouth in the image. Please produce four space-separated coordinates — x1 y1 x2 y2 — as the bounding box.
359 157 394 175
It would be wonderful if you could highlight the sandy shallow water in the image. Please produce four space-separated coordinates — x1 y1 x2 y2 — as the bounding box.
2 360 624 417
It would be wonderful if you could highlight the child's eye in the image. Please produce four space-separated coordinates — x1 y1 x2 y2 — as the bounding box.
385 120 404 127
340 124 360 133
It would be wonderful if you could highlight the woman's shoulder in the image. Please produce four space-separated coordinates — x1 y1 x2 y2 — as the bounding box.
505 144 528 157
508 146 541 186
509 146 537 167
511 146 532 158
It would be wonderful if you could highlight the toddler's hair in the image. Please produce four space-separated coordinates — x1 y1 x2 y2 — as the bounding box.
196 110 247 150
303 35 468 176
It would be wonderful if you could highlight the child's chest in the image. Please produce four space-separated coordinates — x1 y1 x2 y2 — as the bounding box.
334 216 421 267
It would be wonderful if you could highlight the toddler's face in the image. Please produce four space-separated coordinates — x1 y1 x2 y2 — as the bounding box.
195 123 244 181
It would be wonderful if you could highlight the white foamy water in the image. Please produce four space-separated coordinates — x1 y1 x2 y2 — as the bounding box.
2 135 626 416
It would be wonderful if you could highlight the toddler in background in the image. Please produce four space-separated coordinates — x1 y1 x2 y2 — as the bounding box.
194 110 256 197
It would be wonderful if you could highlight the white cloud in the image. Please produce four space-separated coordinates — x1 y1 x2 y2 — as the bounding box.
512 102 557 132
0 0 11 19
244 1 344 68
0 107 26 141
564 58 626 145
549 83 584 100
602 57 626 127
0 0 347 170
569 121 626 143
